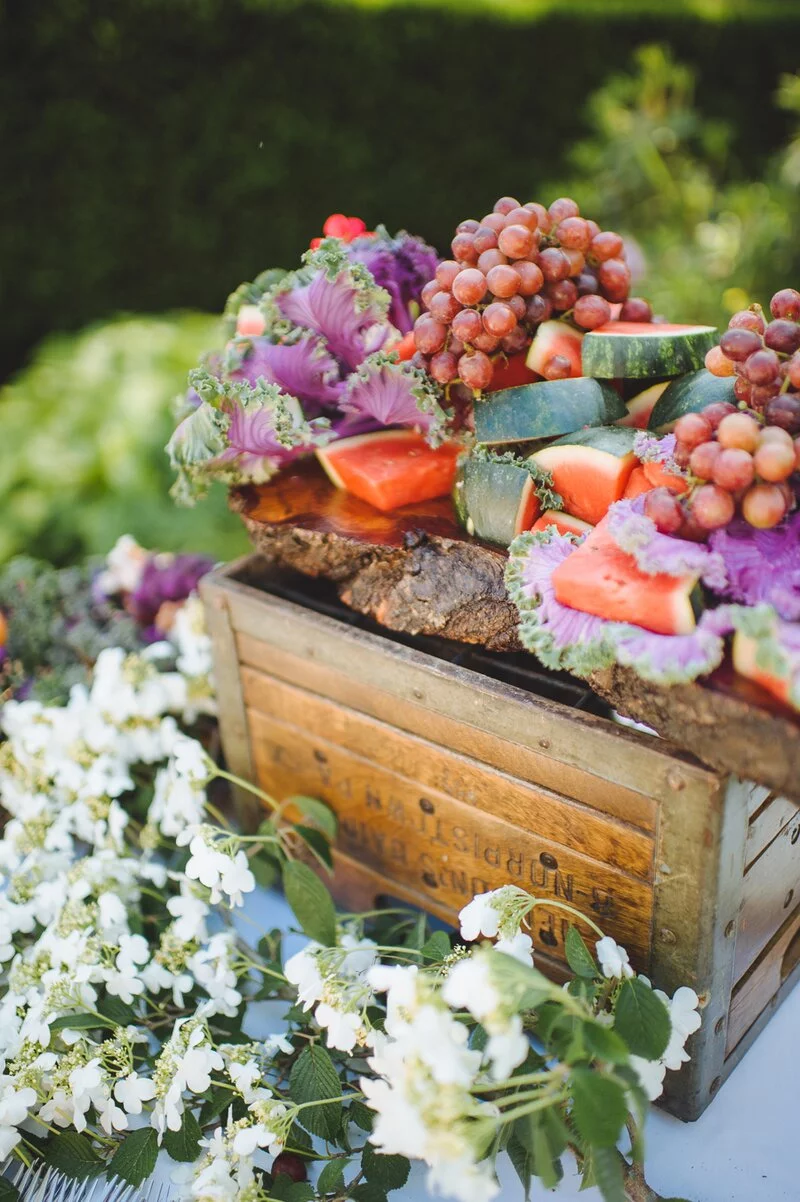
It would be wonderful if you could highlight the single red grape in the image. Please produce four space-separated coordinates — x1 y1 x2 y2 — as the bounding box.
524 203 551 233
435 260 460 291
501 325 530 354
420 279 439 310
754 439 796 482
788 354 800 390
770 288 800 321
691 484 736 530
459 350 494 390
717 412 761 452
507 294 527 320
573 294 612 330
472 330 501 352
498 224 536 259
575 270 599 295
478 249 507 274
549 197 580 223
764 393 800 434
597 259 631 302
743 348 781 385
456 219 480 235
674 412 714 450
689 440 721 480
556 216 591 250
481 212 508 234
506 206 539 231
451 308 483 344
451 233 478 264
494 196 520 216
429 350 460 384
452 269 487 306
428 291 462 323
413 315 448 355
543 355 573 380
701 400 738 429
526 294 553 324
545 279 578 311
512 260 544 296
764 319 800 355
712 448 755 491
538 248 571 283
272 1153 308 1184
585 219 601 240
733 376 753 403
719 328 763 361
705 346 735 378
473 225 499 255
590 231 624 262
729 308 765 334
483 302 517 337
486 264 521 299
643 487 684 534
563 248 586 276
742 482 789 528
620 297 653 323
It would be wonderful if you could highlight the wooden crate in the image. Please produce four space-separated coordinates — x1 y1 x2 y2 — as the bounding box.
201 555 800 1122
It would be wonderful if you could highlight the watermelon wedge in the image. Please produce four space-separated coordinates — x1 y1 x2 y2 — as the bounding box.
526 321 583 379
529 427 637 526
648 369 737 432
454 453 539 546
318 430 462 512
582 322 717 379
473 377 625 446
641 459 689 496
531 511 593 537
732 632 792 705
617 381 669 429
551 521 702 636
623 466 653 499
487 352 539 393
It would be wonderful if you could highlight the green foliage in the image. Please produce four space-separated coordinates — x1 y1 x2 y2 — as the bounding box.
163 1110 203 1163
289 1045 343 1140
282 860 338 945
0 313 249 566
555 46 800 325
614 977 672 1060
3 2 800 386
107 1128 159 1186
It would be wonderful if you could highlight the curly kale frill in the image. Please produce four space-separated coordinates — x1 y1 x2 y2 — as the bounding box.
505 528 730 686
606 497 727 590
167 371 331 504
228 333 345 415
340 354 450 444
709 512 800 621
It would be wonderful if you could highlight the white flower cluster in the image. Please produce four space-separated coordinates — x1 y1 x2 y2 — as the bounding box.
284 931 378 1052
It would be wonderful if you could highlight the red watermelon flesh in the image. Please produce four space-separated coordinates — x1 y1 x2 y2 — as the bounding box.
732 632 794 708
642 459 689 496
530 444 637 526
551 521 700 636
531 510 594 538
525 321 583 379
623 466 653 500
317 430 462 512
618 381 669 429
487 352 540 393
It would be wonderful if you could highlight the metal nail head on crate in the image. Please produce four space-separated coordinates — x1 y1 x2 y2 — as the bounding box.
201 556 800 1122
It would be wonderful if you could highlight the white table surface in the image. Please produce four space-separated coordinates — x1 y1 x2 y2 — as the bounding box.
234 889 799 1202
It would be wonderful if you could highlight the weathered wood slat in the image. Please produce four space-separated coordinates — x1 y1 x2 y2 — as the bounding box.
745 792 800 869
734 813 800 979
248 707 655 965
727 904 800 1055
236 633 659 833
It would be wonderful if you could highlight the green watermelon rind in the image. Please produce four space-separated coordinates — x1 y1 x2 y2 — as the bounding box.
545 425 639 455
473 378 626 446
454 448 562 546
647 369 738 432
582 326 717 379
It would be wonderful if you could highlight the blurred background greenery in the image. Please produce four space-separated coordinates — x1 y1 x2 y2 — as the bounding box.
2 0 800 564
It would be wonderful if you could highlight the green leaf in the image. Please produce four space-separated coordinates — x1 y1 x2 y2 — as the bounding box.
49 1013 103 1032
163 1109 203 1163
591 1145 626 1202
614 978 671 1060
583 1021 630 1065
515 1111 563 1190
199 1085 232 1126
484 952 553 1011
107 1127 159 1186
38 1132 102 1181
350 1185 388 1202
506 1133 532 1199
420 930 451 962
270 1180 315 1202
348 1099 374 1132
565 927 599 979
289 1046 342 1141
361 1145 410 1191
282 860 337 946
317 1158 347 1195
0 1178 20 1201
570 1068 628 1148
250 850 279 889
98 996 137 1026
287 795 338 840
294 824 334 871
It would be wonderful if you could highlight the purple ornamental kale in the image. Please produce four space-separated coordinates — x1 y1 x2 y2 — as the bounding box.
709 511 800 621
346 229 439 333
276 268 391 371
129 554 214 628
340 354 449 441
230 334 344 415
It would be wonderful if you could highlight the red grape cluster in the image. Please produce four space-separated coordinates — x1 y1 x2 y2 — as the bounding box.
705 288 800 430
413 195 648 394
645 403 800 537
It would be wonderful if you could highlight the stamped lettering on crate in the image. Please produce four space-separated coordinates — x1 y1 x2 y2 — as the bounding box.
248 709 653 963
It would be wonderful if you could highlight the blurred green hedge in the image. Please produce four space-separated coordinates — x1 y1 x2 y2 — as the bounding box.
3 0 800 381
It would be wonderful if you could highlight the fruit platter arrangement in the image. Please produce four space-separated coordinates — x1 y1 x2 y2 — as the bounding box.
169 201 800 792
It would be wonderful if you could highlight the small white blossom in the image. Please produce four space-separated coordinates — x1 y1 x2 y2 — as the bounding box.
596 936 635 980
